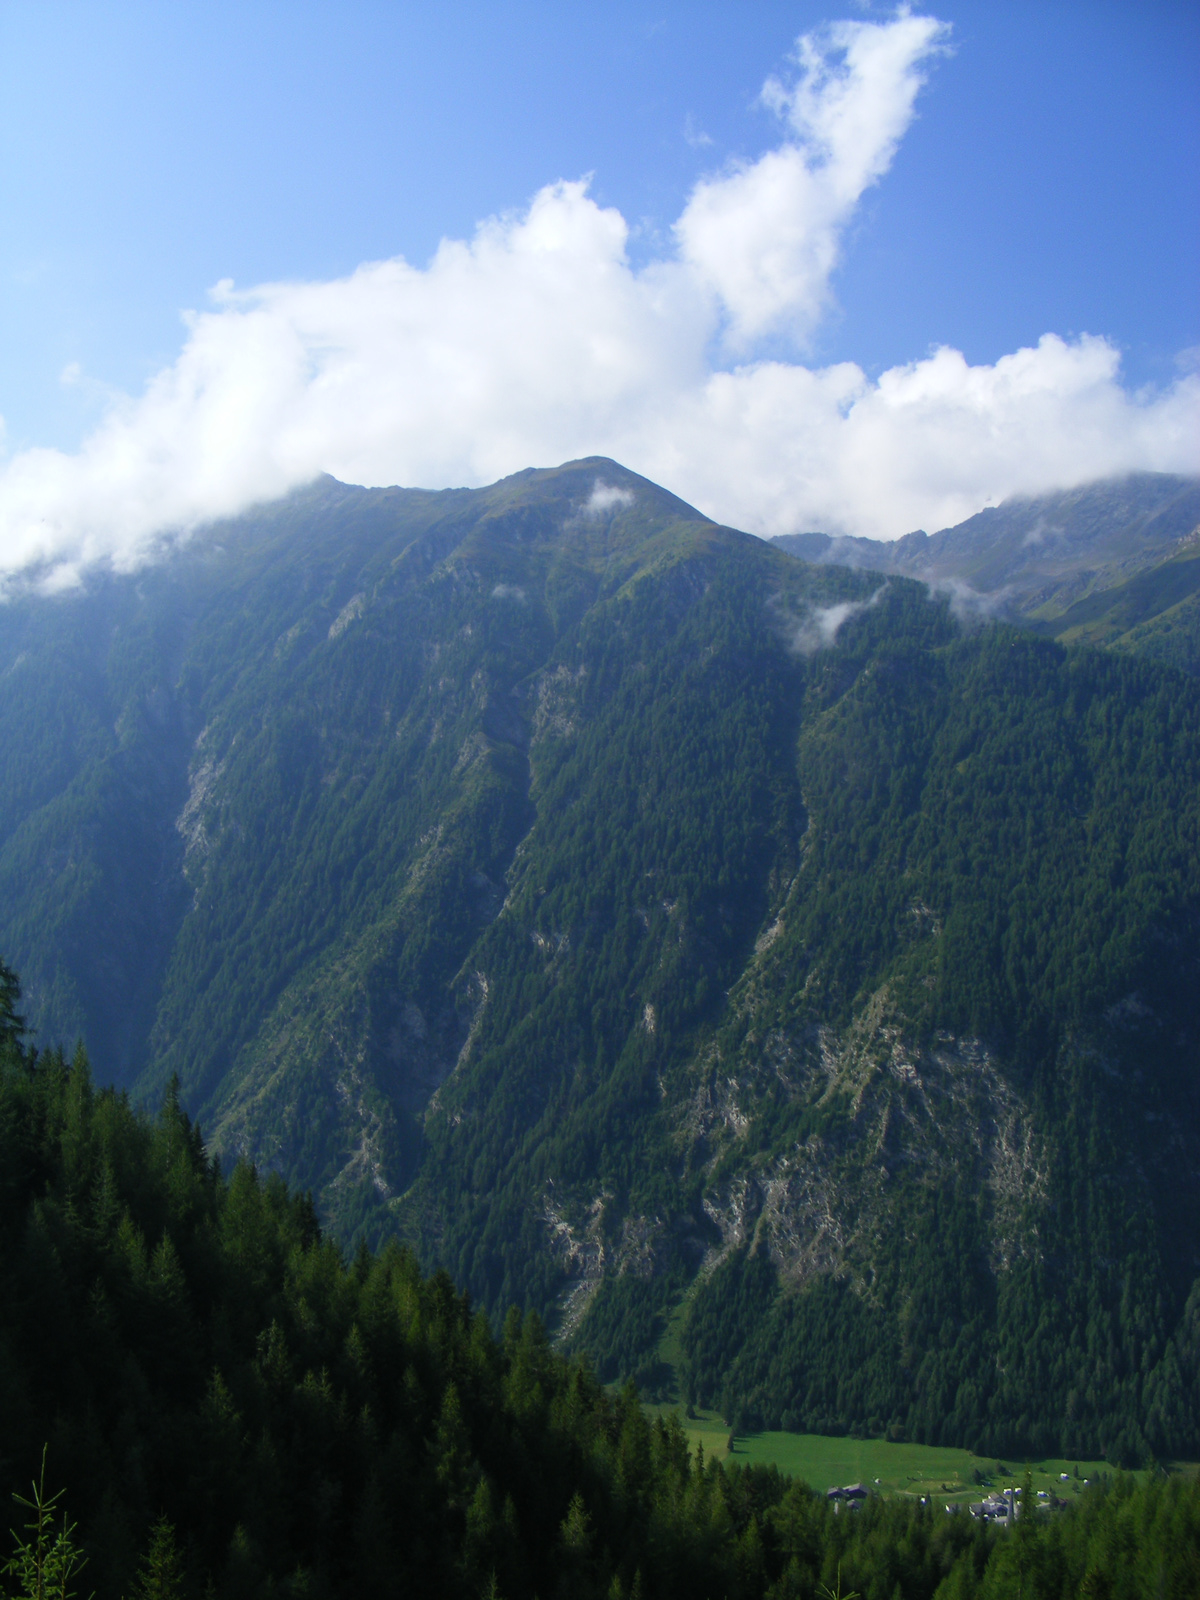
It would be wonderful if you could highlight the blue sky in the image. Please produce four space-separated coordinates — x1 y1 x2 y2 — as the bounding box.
0 1 1196 577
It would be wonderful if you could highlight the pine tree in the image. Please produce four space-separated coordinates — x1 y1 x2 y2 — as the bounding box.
127 1520 185 1600
3 1451 90 1600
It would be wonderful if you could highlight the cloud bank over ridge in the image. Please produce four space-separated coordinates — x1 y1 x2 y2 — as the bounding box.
0 11 1196 589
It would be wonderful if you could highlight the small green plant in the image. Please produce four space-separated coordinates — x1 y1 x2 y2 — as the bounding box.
3 1449 91 1600
818 1563 861 1600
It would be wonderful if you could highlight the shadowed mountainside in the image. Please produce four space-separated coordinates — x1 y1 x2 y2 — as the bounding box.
0 458 1197 1463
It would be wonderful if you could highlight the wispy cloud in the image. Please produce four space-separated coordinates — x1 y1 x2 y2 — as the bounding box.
930 577 1013 626
782 583 888 655
583 481 636 517
0 11 1195 592
683 113 713 150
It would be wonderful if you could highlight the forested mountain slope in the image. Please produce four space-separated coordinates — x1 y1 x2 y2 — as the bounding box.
0 458 1197 1462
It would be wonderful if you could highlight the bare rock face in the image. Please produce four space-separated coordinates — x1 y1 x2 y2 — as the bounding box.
675 988 1048 1301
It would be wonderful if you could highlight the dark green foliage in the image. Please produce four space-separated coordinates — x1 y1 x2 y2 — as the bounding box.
1 460 1198 1462
0 1021 713 1598
776 623 1200 1046
126 1519 186 1600
0 1009 1196 1598
410 581 1200 1457
411 540 831 1316
669 624 1200 1457
572 1274 681 1396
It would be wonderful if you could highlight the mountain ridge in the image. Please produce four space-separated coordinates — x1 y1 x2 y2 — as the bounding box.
772 471 1200 673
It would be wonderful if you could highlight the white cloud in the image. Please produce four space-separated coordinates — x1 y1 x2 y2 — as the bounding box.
583 481 636 516
781 582 888 655
669 334 1200 539
790 598 870 654
0 11 1196 590
930 577 1012 626
677 9 949 345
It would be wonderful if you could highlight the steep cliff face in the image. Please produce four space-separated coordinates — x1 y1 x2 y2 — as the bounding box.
0 459 1197 1459
676 994 1048 1287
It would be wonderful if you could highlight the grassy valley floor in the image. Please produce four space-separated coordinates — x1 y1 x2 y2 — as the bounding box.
726 1431 1109 1507
643 1402 1193 1512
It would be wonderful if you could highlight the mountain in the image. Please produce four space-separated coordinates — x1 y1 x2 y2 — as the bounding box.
774 473 1200 672
0 458 1197 1465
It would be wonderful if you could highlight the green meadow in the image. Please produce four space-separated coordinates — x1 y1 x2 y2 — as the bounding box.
726 1429 1110 1506
645 1403 1120 1507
